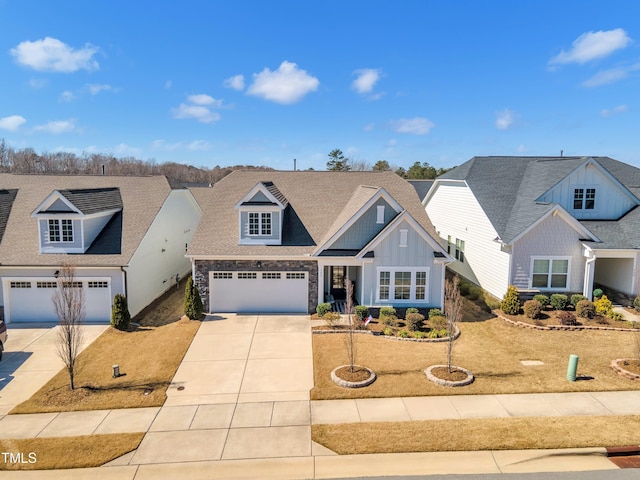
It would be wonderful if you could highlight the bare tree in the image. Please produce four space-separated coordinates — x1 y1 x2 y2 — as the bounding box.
52 264 85 390
344 277 357 372
444 275 463 373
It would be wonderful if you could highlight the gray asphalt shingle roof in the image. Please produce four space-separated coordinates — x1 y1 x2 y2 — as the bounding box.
0 174 173 266
58 187 123 214
439 156 640 246
408 180 434 202
188 170 436 257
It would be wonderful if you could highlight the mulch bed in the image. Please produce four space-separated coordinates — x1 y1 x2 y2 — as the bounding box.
498 309 639 331
334 365 373 382
429 367 469 382
616 359 640 375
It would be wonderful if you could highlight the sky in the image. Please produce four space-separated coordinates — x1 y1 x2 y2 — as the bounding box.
1 0 640 171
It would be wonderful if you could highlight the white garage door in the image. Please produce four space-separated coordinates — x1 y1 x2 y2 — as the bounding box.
3 278 112 323
210 271 308 313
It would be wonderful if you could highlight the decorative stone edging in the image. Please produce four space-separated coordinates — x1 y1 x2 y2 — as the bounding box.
495 312 639 332
610 358 640 381
331 365 377 388
424 364 475 387
312 325 460 343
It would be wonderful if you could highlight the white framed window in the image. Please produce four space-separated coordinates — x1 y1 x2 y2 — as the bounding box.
48 219 74 243
399 229 408 248
286 272 306 280
10 281 31 288
530 257 570 290
262 272 281 279
212 272 233 279
376 267 430 302
455 238 465 263
36 281 58 288
447 235 452 254
248 212 272 236
88 281 109 288
376 205 385 224
238 272 257 280
573 187 596 210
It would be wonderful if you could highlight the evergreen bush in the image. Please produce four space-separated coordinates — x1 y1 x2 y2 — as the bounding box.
523 300 542 319
316 303 331 318
570 294 587 308
500 285 521 315
533 294 549 307
575 299 595 319
594 295 613 316
111 294 131 331
184 276 203 320
355 305 369 321
550 294 568 311
634 296 640 313
405 312 425 331
428 308 443 318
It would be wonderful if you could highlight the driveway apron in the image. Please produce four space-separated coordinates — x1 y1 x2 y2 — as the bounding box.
128 314 314 465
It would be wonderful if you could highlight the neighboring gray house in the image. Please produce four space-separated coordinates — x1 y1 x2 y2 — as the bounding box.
188 171 452 314
0 174 202 323
424 156 640 300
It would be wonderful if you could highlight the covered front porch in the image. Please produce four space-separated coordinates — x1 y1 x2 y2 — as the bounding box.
582 246 639 300
317 260 363 311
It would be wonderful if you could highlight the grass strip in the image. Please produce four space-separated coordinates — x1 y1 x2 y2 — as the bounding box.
312 416 640 455
0 433 144 470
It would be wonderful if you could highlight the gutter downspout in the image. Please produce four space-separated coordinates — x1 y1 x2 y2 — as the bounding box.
440 263 446 311
120 266 128 299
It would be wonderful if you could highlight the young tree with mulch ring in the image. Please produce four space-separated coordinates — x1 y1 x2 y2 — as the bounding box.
52 263 85 391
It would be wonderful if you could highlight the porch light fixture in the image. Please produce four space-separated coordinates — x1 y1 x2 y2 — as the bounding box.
54 270 60 279
257 261 262 268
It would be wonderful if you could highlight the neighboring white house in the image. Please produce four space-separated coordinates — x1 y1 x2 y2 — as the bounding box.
424 156 640 300
0 174 202 323
188 171 452 314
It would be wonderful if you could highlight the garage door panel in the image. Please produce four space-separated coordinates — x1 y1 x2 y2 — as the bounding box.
211 271 308 313
4 278 111 323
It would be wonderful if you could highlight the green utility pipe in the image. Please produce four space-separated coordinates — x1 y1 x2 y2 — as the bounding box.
567 354 579 381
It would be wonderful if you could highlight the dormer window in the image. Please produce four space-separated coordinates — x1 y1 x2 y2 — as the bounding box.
573 188 596 210
249 212 272 236
48 219 74 243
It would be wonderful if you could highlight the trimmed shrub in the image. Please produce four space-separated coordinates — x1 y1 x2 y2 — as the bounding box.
355 305 369 321
379 306 396 317
382 327 394 336
575 300 595 319
594 295 613 316
413 331 426 339
405 307 419 315
593 288 603 299
570 294 587 308
609 311 625 322
428 308 443 319
111 293 131 331
398 329 410 338
468 285 483 301
634 296 640 313
323 311 341 327
316 303 331 318
550 294 568 311
183 276 203 320
533 294 549 308
557 310 577 326
380 314 397 327
429 315 448 331
405 312 425 331
523 300 542 319
500 285 521 315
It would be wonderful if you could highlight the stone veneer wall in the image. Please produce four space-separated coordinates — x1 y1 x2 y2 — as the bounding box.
194 259 318 313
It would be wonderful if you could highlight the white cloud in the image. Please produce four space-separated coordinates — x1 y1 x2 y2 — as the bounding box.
0 115 27 132
172 103 221 124
188 140 211 151
224 74 245 91
389 117 435 135
517 144 527 153
582 63 640 87
151 140 182 151
363 123 375 132
34 119 76 134
28 78 48 89
86 83 115 95
247 61 319 104
495 108 515 130
549 28 631 65
10 37 99 72
600 104 628 118
114 143 142 156
187 94 222 107
60 90 76 102
352 68 382 94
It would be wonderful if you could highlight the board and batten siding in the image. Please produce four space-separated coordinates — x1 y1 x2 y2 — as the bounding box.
330 199 395 250
126 189 201 316
537 162 636 220
425 182 510 299
511 213 585 293
361 219 443 308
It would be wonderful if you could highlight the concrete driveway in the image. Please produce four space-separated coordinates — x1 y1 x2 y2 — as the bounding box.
0 323 108 415
122 313 317 465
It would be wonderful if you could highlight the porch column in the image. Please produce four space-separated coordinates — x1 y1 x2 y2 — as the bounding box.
317 265 325 305
583 254 596 300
